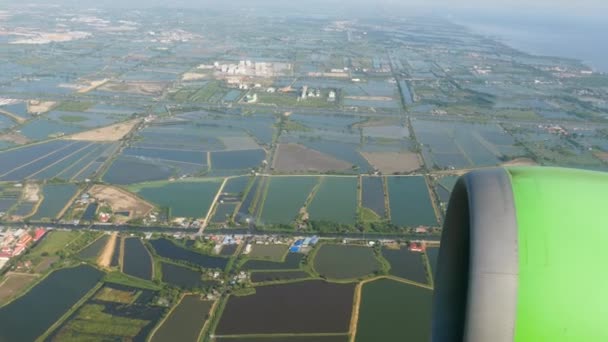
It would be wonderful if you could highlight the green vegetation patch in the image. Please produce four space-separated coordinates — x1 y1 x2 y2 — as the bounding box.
51 303 149 341
94 286 140 304
313 244 381 280
355 278 432 342
27 230 81 258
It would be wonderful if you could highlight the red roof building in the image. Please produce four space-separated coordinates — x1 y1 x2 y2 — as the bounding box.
34 228 46 241
408 242 426 253
16 234 32 247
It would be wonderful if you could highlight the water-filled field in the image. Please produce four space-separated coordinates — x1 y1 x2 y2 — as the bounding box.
0 140 115 182
30 183 78 220
211 202 237 223
250 270 310 283
313 244 381 280
103 156 174 184
308 177 357 224
426 247 440 279
210 148 266 171
149 238 228 270
214 336 349 342
355 279 432 342
19 119 84 140
161 262 216 290
241 253 303 271
123 237 153 280
248 244 289 261
215 280 355 334
382 247 428 284
361 176 386 218
151 295 213 342
222 176 251 196
0 265 103 342
386 176 437 227
77 234 109 260
260 176 318 225
131 179 222 218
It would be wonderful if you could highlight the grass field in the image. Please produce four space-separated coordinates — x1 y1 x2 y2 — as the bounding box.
51 303 150 341
313 244 381 280
28 230 81 258
248 244 289 261
355 278 432 342
94 286 139 304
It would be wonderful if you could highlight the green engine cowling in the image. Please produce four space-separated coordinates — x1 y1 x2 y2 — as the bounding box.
432 167 608 342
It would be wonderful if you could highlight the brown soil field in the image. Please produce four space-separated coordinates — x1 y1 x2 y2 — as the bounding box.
344 96 393 101
0 273 38 305
65 119 140 142
77 78 109 93
23 183 40 202
361 152 421 174
88 185 154 222
33 256 59 273
27 100 56 114
0 132 29 144
501 157 539 166
273 143 351 172
0 109 26 124
100 81 167 95
593 151 608 162
97 232 117 268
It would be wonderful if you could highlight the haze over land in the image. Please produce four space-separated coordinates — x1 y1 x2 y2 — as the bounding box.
0 2 607 341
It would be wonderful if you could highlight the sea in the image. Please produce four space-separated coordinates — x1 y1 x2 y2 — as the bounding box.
451 12 608 73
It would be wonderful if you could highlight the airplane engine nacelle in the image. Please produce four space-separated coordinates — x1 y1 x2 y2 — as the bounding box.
432 167 608 342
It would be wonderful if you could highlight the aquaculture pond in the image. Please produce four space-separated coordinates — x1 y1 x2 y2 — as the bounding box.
386 176 437 227
241 253 303 271
161 262 216 290
0 141 95 181
30 183 78 220
250 270 310 283
214 336 349 342
19 119 83 141
212 202 237 223
313 244 381 280
149 238 228 270
222 176 250 195
216 280 355 335
210 148 265 170
382 247 428 284
131 180 222 218
260 176 318 225
77 234 109 260
123 237 153 280
361 176 386 218
0 265 103 342
426 247 440 278
355 279 432 342
151 295 213 342
308 177 358 224
103 156 173 184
